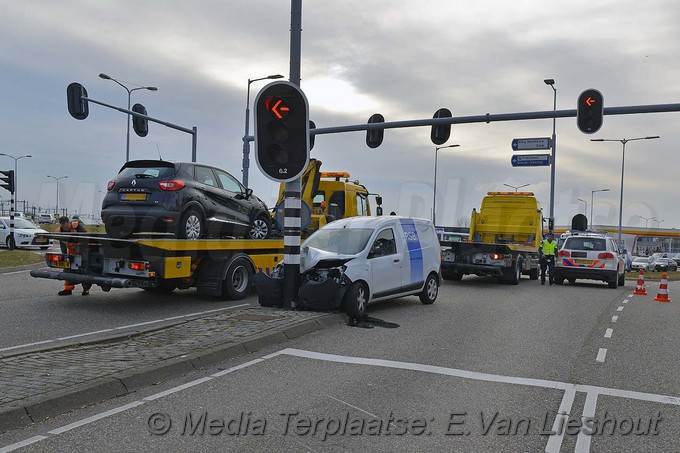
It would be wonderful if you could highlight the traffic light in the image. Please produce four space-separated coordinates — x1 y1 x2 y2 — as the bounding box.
254 81 309 182
67 82 89 120
431 108 452 145
577 89 604 134
0 170 15 194
309 120 316 151
366 113 385 148
132 103 149 137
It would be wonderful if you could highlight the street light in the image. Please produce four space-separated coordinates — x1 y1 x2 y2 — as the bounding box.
577 198 588 216
47 175 68 215
433 144 460 225
590 188 610 226
654 218 664 228
503 183 530 192
241 73 285 188
544 78 557 231
639 215 654 228
0 153 32 209
99 73 158 163
591 136 660 246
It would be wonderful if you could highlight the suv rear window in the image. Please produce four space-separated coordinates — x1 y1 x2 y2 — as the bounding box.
565 237 606 251
118 166 176 179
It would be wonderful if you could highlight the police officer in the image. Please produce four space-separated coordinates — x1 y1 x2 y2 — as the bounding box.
539 232 557 285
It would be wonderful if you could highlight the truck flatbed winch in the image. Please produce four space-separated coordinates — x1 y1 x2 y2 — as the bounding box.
30 233 284 300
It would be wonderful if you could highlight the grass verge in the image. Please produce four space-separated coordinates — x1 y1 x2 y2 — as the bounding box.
0 250 45 269
626 271 680 281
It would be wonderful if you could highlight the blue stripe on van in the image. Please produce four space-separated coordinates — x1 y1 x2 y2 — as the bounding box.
399 218 423 284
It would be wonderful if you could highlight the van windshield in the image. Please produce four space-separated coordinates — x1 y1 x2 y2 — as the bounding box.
303 228 374 255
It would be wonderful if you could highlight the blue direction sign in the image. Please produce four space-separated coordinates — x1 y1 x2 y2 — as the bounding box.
511 154 551 167
511 137 551 150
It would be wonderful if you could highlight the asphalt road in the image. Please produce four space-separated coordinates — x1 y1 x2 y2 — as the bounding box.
1 275 678 452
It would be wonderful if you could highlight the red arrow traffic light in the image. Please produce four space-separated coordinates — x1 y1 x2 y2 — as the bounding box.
585 96 596 107
577 89 604 134
265 97 290 119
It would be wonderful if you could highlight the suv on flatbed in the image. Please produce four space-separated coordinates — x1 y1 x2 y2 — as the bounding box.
554 231 626 288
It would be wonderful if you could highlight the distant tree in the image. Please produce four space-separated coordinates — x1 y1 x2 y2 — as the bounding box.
456 216 470 227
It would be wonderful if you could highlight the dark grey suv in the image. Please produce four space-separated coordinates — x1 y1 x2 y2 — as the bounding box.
101 160 271 240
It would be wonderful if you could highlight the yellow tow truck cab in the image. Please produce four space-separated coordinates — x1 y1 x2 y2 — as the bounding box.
273 158 381 236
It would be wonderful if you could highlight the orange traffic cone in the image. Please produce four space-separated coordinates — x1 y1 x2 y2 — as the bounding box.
654 272 671 303
633 269 647 295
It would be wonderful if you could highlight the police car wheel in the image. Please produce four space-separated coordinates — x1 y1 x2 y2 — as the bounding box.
344 282 368 319
419 273 438 305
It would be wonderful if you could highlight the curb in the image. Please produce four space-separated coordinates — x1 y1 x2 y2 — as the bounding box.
0 312 345 433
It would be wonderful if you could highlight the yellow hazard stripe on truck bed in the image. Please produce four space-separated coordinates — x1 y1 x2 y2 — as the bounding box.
135 239 284 253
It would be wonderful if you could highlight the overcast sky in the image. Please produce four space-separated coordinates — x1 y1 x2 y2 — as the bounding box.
2 0 679 229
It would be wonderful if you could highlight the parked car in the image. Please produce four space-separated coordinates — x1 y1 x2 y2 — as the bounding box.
38 214 55 224
672 253 680 266
553 231 626 288
652 257 678 272
0 217 51 249
630 256 651 272
101 160 272 240
255 216 441 318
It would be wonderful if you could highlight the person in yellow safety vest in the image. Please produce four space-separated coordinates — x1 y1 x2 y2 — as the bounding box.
56 216 93 296
539 232 557 285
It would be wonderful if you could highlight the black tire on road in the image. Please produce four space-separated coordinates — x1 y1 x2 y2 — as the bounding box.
419 273 438 304
554 276 564 285
503 258 522 285
568 278 576 284
529 268 539 280
608 275 618 289
441 269 463 281
177 209 204 240
618 271 626 287
344 281 368 319
222 257 254 300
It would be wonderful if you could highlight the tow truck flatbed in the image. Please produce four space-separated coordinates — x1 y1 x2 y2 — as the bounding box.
30 233 284 299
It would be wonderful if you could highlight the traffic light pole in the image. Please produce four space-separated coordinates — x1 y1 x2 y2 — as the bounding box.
283 0 303 308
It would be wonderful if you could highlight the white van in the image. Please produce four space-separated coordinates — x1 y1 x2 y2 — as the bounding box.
291 216 441 317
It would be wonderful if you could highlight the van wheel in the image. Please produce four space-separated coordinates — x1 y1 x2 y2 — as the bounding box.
419 273 438 304
177 209 204 239
344 282 368 319
222 257 254 300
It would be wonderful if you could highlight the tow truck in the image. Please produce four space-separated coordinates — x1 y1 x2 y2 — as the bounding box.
30 233 284 299
30 159 382 298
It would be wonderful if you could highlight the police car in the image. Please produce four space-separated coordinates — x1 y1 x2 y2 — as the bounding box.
0 217 52 249
554 231 626 288
256 216 441 318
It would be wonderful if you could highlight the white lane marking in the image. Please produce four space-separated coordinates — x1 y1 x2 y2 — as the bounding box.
604 328 613 338
47 401 144 435
0 270 32 276
0 436 48 453
0 304 249 353
9 347 680 451
611 315 618 323
544 388 576 453
575 392 599 453
596 348 607 362
142 377 213 402
622 299 629 304
616 306 624 312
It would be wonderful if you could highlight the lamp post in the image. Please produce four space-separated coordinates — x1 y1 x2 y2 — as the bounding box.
577 198 588 216
242 74 285 188
503 183 530 192
99 73 158 163
639 215 654 228
653 218 664 228
0 153 31 210
47 175 68 215
590 188 610 226
433 144 460 225
544 79 557 232
591 136 660 246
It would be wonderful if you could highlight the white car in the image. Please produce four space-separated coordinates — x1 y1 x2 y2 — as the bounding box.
0 217 52 249
554 231 626 288
630 256 651 272
255 216 442 318
38 214 55 224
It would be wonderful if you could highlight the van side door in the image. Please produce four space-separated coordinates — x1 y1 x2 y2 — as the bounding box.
367 227 403 298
